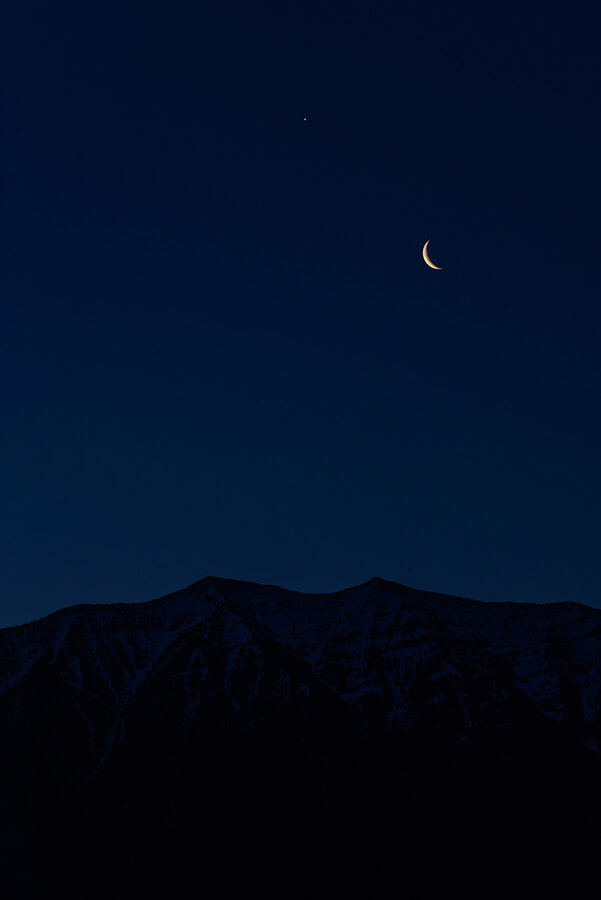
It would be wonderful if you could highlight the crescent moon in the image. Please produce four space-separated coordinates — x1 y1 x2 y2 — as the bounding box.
422 240 442 270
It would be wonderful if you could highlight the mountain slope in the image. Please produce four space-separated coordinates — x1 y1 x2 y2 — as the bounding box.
2 575 601 752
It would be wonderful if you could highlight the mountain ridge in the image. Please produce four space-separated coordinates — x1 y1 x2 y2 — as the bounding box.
5 572 597 636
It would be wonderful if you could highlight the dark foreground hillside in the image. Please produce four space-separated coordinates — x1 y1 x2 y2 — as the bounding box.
1 576 600 897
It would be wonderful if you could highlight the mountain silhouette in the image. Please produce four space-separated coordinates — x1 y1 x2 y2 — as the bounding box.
2 576 600 897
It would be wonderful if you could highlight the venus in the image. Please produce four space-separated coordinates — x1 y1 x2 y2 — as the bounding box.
422 240 442 270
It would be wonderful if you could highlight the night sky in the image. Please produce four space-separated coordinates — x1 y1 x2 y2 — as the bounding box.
3 1 600 627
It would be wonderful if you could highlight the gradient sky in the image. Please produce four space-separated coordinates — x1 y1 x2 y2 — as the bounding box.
2 0 600 626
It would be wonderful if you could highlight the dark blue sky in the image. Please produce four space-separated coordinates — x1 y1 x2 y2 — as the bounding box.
2 0 600 626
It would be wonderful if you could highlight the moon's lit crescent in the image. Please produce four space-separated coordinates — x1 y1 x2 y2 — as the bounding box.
422 240 442 270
